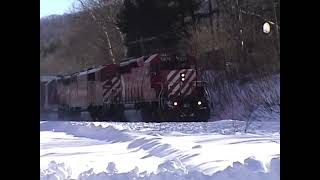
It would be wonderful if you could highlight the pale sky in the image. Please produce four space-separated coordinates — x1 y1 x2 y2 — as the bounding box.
40 0 75 18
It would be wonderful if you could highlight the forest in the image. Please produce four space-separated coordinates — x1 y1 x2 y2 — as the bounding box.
40 0 279 76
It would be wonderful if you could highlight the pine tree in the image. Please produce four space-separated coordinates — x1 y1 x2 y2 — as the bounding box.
117 0 201 57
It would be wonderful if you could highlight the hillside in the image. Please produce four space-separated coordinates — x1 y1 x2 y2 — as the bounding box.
40 13 120 75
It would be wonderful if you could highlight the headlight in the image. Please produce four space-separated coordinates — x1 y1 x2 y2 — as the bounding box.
173 101 178 106
180 73 186 81
197 101 202 105
263 22 271 34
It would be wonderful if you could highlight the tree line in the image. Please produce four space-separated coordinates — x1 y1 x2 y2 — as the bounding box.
40 0 280 75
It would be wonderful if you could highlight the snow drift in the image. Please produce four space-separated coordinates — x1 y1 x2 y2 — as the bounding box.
41 121 279 179
41 157 279 180
40 121 134 143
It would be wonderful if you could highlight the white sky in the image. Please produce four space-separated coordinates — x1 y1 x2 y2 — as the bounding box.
40 0 75 18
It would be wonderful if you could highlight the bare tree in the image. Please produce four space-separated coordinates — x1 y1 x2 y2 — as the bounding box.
75 0 126 62
202 69 279 133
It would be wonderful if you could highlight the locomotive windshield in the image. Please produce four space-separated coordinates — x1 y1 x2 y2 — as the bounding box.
159 53 192 70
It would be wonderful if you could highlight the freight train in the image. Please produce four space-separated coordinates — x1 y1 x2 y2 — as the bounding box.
40 52 211 122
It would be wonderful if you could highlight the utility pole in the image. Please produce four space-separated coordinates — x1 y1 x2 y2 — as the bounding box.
216 0 220 31
273 0 280 60
208 0 214 35
235 0 243 64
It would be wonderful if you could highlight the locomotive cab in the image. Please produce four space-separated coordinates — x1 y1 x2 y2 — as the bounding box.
149 52 211 121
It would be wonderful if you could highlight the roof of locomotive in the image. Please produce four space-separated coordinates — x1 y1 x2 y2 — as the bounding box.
43 52 195 81
144 54 159 63
77 66 105 77
40 76 59 83
118 52 194 67
119 56 146 67
119 57 135 63
52 63 119 81
119 54 159 67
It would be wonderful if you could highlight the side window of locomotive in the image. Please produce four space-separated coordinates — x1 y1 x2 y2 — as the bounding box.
176 55 188 69
159 54 189 70
159 55 172 70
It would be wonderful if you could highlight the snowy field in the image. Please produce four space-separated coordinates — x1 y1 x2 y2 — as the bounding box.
40 120 280 180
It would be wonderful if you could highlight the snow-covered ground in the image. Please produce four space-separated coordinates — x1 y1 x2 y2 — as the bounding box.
40 120 280 180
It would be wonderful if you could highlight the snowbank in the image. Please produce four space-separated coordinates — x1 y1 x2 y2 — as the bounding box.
41 121 279 179
106 120 280 135
41 120 279 137
40 161 72 180
40 121 134 143
40 157 279 180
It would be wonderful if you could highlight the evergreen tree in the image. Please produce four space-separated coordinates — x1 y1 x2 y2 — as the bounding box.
117 0 201 57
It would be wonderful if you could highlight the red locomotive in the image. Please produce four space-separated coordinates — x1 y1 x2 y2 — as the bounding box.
40 52 211 121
